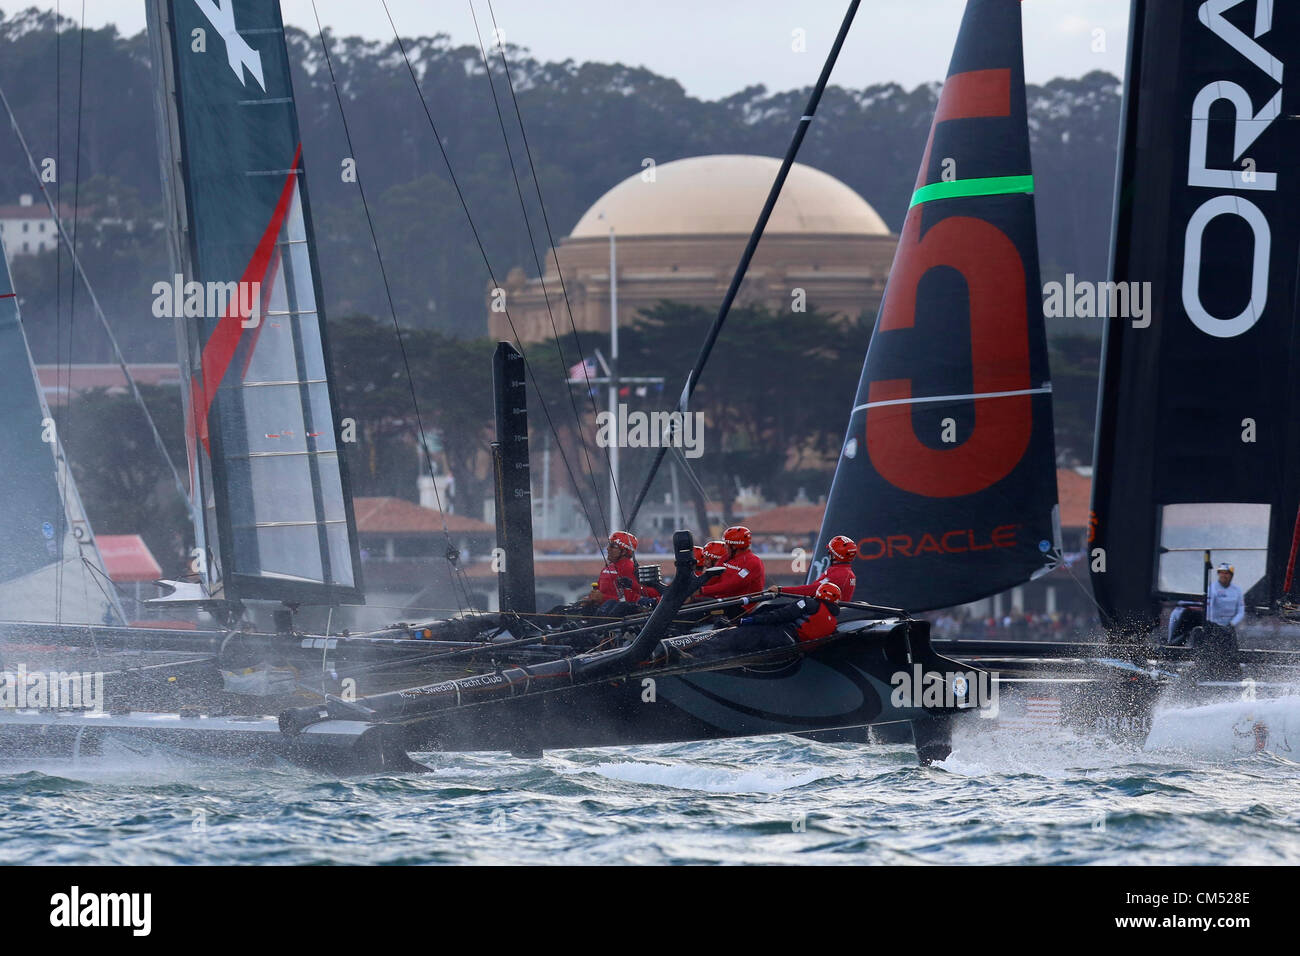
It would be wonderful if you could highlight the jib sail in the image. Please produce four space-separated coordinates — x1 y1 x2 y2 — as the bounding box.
1090 0 1300 633
812 0 1060 612
0 239 123 624
147 0 361 605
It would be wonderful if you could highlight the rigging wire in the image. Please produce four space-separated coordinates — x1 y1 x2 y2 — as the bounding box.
623 0 863 528
378 0 611 558
467 0 622 529
309 3 475 614
481 0 628 528
53 0 64 624
55 1 89 624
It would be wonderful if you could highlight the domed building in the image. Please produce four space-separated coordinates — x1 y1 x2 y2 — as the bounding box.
488 155 897 342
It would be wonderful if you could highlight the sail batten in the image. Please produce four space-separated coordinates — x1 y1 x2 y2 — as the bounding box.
812 0 1060 613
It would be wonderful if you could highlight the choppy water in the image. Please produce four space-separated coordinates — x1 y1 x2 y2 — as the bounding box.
1 718 1298 865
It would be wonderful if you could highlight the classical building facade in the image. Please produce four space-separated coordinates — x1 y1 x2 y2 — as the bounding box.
0 194 60 261
488 155 897 341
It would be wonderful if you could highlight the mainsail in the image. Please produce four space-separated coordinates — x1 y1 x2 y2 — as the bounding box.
812 0 1060 612
146 0 361 605
0 239 123 624
1090 0 1300 633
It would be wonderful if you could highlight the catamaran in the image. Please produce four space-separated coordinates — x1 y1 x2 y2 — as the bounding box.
1 0 1295 772
0 0 979 772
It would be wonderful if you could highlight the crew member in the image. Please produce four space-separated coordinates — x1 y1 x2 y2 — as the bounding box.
596 531 643 613
769 534 857 602
1206 562 1245 630
694 526 765 600
1194 561 1244 681
739 580 842 642
700 540 729 571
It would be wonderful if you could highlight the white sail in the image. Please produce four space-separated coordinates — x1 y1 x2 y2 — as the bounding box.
0 236 124 625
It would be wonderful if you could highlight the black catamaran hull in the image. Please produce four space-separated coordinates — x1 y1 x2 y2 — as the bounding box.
0 618 978 773
385 623 968 756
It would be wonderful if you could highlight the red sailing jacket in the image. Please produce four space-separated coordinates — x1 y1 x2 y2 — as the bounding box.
782 562 856 602
597 556 642 601
744 596 839 642
698 547 765 599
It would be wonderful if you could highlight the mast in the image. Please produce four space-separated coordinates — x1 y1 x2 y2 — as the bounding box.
812 0 1060 612
1090 0 1300 635
607 223 619 526
492 342 537 614
145 0 363 607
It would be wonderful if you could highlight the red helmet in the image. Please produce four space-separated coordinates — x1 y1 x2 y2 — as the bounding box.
702 540 729 566
609 531 638 553
692 545 705 566
814 581 842 603
723 526 752 550
827 535 858 562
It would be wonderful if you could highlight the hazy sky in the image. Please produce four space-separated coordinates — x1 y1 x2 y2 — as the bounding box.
59 0 1129 98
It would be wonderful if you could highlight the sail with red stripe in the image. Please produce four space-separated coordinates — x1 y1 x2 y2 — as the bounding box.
147 0 361 605
811 0 1060 611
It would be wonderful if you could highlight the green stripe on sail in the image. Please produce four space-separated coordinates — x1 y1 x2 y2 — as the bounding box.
909 175 1034 208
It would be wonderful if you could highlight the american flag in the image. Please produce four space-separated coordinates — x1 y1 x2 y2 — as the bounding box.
999 697 1063 732
567 357 597 381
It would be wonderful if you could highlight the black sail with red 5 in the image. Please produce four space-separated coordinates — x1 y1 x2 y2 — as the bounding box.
813 0 1059 612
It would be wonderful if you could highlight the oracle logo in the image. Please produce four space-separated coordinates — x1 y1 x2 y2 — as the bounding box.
855 525 1018 561
1182 0 1282 338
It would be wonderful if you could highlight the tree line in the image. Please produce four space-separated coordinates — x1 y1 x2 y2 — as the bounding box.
0 8 1118 573
0 8 1120 354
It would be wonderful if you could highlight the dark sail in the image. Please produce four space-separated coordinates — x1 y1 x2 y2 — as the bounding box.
147 0 361 605
0 238 123 624
812 0 1059 612
1090 0 1300 632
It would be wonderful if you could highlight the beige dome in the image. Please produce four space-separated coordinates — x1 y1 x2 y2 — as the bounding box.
569 155 889 239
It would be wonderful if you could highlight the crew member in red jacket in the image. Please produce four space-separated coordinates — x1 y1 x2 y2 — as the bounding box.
692 526 765 600
769 535 857 602
739 580 842 642
700 540 729 571
597 531 643 610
